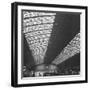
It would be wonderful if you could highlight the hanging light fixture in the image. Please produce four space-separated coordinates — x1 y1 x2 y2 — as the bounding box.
23 11 56 65
52 33 80 65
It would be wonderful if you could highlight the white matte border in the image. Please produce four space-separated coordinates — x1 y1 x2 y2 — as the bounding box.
18 5 86 84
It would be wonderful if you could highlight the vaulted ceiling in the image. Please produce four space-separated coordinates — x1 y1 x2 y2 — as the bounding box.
22 11 80 69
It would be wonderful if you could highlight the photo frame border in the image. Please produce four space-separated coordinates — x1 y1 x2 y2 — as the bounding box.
11 2 88 87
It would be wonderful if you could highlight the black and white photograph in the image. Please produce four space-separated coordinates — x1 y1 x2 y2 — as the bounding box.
22 10 80 78
11 2 87 87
